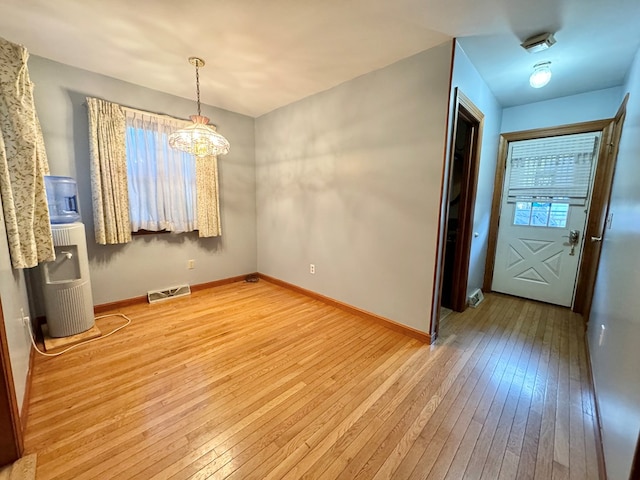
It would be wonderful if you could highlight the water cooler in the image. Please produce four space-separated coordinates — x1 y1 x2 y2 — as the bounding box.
42 176 95 338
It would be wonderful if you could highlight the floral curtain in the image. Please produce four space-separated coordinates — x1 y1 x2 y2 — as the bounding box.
0 36 54 268
88 98 222 240
196 155 222 237
86 97 131 244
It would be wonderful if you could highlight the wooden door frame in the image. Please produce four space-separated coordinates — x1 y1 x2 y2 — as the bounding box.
0 299 24 465
631 430 640 480
432 88 484 337
482 117 618 316
574 95 628 319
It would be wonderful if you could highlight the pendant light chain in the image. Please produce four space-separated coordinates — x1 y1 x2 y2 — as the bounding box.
168 56 230 157
195 60 201 116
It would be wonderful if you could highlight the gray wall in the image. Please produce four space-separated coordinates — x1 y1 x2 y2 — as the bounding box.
0 202 32 414
587 47 640 480
255 42 453 333
28 56 257 307
447 42 503 299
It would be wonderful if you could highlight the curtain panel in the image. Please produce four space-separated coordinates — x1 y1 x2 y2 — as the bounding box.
87 98 222 240
124 109 197 233
123 107 222 237
86 97 131 244
196 154 222 238
0 36 54 268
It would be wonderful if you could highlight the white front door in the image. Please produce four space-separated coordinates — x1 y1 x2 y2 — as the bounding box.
492 133 600 307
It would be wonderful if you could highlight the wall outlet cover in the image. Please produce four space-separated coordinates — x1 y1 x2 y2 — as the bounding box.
468 289 485 308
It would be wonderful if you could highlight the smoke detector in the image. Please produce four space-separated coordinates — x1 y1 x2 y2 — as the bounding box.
521 32 556 53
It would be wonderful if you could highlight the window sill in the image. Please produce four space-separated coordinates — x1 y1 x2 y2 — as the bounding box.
132 229 199 236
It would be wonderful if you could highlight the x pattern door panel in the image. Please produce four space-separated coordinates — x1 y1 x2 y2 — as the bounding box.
508 239 563 283
493 212 582 307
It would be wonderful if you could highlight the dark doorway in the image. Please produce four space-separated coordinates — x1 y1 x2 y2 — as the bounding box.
435 89 484 328
441 116 473 309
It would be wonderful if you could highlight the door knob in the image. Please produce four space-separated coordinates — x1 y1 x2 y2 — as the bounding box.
590 236 602 242
565 229 580 255
568 229 580 244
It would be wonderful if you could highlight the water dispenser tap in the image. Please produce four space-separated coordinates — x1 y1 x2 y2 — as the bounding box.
60 250 73 260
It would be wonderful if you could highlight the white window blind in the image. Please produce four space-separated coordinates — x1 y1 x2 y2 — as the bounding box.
507 132 600 205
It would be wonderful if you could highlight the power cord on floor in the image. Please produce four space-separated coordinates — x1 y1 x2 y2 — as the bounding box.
25 313 132 357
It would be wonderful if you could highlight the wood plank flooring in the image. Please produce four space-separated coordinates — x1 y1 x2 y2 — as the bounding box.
24 280 600 479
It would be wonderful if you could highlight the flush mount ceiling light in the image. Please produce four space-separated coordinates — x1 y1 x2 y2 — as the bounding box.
169 57 230 157
521 32 556 54
529 62 552 88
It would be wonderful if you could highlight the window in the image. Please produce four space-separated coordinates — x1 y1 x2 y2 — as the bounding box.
87 96 222 244
124 109 197 233
514 201 569 228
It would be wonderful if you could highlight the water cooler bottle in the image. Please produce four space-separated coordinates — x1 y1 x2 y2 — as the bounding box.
42 176 95 337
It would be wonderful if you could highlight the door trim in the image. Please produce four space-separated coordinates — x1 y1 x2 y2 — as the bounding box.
631 430 640 480
483 118 614 313
449 91 484 311
0 299 24 465
432 88 484 336
573 95 628 319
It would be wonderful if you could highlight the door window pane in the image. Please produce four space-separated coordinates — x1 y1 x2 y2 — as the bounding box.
531 202 550 226
514 202 532 225
513 201 569 228
549 203 570 228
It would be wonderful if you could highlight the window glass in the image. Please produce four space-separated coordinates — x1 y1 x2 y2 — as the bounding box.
549 203 569 228
125 112 198 233
531 202 550 226
514 202 532 225
513 201 569 228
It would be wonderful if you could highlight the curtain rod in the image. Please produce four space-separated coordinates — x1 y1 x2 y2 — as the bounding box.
82 97 193 127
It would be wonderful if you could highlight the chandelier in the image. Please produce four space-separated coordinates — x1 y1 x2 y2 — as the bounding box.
168 57 230 157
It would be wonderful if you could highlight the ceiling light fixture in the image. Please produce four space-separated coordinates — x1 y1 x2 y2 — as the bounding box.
169 57 230 157
529 62 552 88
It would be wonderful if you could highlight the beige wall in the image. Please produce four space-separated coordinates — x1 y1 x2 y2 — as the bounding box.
255 42 453 333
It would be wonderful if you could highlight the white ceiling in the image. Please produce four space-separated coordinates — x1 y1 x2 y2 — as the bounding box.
0 0 638 117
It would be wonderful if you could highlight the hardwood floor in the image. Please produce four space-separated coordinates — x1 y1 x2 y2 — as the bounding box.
24 280 600 479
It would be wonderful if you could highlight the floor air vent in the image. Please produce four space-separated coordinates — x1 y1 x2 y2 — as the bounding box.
147 284 191 304
468 289 485 308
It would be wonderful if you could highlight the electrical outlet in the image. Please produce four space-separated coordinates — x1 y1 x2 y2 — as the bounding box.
309 264 315 274
188 259 195 269
19 308 30 327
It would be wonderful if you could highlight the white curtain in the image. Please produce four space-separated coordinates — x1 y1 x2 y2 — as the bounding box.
88 102 222 238
0 36 54 268
124 109 197 233
87 97 131 244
